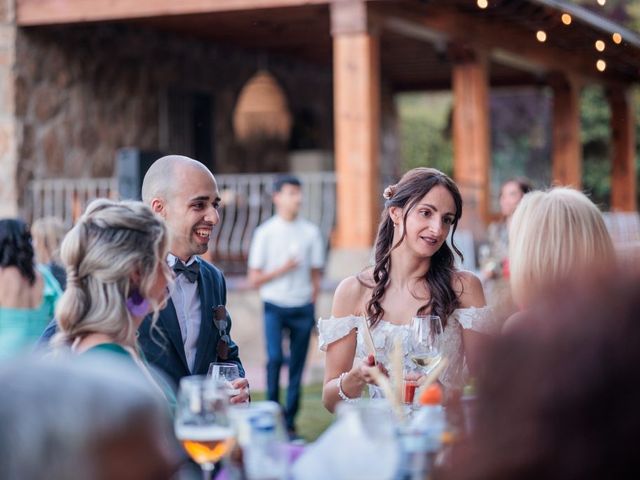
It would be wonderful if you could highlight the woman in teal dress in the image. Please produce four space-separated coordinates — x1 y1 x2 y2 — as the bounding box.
0 218 62 359
51 199 175 404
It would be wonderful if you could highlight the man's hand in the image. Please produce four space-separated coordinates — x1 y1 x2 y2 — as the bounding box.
229 377 250 404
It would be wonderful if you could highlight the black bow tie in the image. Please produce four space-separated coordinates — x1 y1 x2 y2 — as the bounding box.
172 260 200 283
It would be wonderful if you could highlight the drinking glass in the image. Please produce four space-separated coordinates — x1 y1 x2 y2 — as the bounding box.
208 362 241 396
334 399 400 479
174 375 234 480
229 401 289 480
409 315 443 376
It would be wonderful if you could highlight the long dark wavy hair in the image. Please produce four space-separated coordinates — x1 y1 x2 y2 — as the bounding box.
362 168 463 328
0 218 37 285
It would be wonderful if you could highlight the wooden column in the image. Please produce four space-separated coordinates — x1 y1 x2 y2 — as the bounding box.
551 74 582 188
451 46 491 234
608 88 637 212
331 1 380 249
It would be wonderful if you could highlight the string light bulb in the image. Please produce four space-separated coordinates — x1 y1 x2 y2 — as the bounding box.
561 13 572 25
612 32 622 44
597 0 606 5
477 0 488 8
536 30 547 43
595 40 605 52
596 59 607 72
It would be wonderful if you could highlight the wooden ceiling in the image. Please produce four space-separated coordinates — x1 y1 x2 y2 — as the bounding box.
18 0 640 90
128 2 542 92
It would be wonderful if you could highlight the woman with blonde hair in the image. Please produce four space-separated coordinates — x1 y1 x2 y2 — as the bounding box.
31 216 67 290
508 187 614 314
52 199 173 389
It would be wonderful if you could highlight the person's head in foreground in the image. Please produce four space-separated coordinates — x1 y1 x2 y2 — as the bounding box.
53 199 172 349
508 187 614 310
447 270 640 480
370 167 463 324
0 354 179 480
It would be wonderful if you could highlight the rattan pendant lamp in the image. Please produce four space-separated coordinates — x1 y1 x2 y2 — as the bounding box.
232 69 292 143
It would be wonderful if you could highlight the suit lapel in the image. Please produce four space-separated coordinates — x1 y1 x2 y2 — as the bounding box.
158 298 190 372
193 258 217 374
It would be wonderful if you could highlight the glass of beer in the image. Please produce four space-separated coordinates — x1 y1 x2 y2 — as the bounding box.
175 375 234 480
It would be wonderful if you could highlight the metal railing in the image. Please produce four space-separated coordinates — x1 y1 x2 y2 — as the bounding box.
25 172 337 274
26 177 119 229
212 171 336 274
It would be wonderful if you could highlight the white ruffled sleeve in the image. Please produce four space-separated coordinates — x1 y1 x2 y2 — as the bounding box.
451 306 499 336
317 315 362 351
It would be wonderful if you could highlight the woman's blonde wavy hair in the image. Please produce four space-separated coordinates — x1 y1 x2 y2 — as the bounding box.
52 199 170 348
509 187 614 308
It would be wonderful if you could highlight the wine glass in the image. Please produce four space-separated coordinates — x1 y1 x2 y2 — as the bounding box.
409 315 443 376
174 376 234 480
208 362 241 397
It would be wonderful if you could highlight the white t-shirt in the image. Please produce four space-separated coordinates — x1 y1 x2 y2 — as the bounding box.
248 216 324 307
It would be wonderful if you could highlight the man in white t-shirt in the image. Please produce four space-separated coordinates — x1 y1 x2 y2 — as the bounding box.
248 175 324 438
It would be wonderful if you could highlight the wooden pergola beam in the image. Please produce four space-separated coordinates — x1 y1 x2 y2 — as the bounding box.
451 45 491 234
550 73 582 188
371 3 629 84
16 0 330 26
332 0 380 248
608 88 637 212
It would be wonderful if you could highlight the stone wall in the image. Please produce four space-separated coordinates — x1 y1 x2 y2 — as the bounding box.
14 22 334 200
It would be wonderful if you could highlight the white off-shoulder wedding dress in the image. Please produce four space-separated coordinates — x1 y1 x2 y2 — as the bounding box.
318 306 497 395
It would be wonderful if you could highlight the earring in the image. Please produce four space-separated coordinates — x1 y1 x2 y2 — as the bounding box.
126 289 150 317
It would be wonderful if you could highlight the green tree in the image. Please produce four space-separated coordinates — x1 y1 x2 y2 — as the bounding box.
397 93 453 176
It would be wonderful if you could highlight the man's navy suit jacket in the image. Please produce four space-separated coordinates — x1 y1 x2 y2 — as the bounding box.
39 257 244 390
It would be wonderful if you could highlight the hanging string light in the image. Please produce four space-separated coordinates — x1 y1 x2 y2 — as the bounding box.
596 0 606 6
477 0 488 9
596 59 607 72
612 32 622 44
561 13 572 25
536 30 547 42
595 40 606 52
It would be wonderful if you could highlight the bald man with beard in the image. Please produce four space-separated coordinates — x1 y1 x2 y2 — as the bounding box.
40 156 248 403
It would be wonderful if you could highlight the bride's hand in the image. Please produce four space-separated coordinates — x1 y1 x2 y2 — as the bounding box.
356 354 389 385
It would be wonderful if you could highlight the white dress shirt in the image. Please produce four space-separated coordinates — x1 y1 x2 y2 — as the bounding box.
167 254 201 372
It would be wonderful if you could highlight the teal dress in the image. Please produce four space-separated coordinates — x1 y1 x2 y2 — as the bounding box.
0 265 62 360
83 342 177 411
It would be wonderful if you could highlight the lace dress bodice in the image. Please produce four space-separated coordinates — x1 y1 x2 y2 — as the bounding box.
318 307 496 393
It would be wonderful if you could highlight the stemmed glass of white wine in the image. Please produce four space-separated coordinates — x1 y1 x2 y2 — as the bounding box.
175 375 235 480
208 362 241 397
409 315 443 375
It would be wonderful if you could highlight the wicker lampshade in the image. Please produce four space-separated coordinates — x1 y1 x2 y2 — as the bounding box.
233 70 292 142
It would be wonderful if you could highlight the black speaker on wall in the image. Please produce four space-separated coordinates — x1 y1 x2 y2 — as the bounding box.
116 149 163 200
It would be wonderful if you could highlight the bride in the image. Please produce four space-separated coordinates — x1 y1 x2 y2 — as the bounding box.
320 168 497 412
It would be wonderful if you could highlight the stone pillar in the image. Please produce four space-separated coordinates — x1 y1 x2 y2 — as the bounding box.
550 74 582 188
328 0 380 278
451 45 491 236
608 87 637 212
0 0 16 217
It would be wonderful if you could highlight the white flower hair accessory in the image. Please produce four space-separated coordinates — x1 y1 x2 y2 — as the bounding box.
383 184 396 200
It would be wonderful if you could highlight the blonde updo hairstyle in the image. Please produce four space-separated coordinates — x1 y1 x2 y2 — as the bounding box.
509 187 614 308
53 199 170 348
